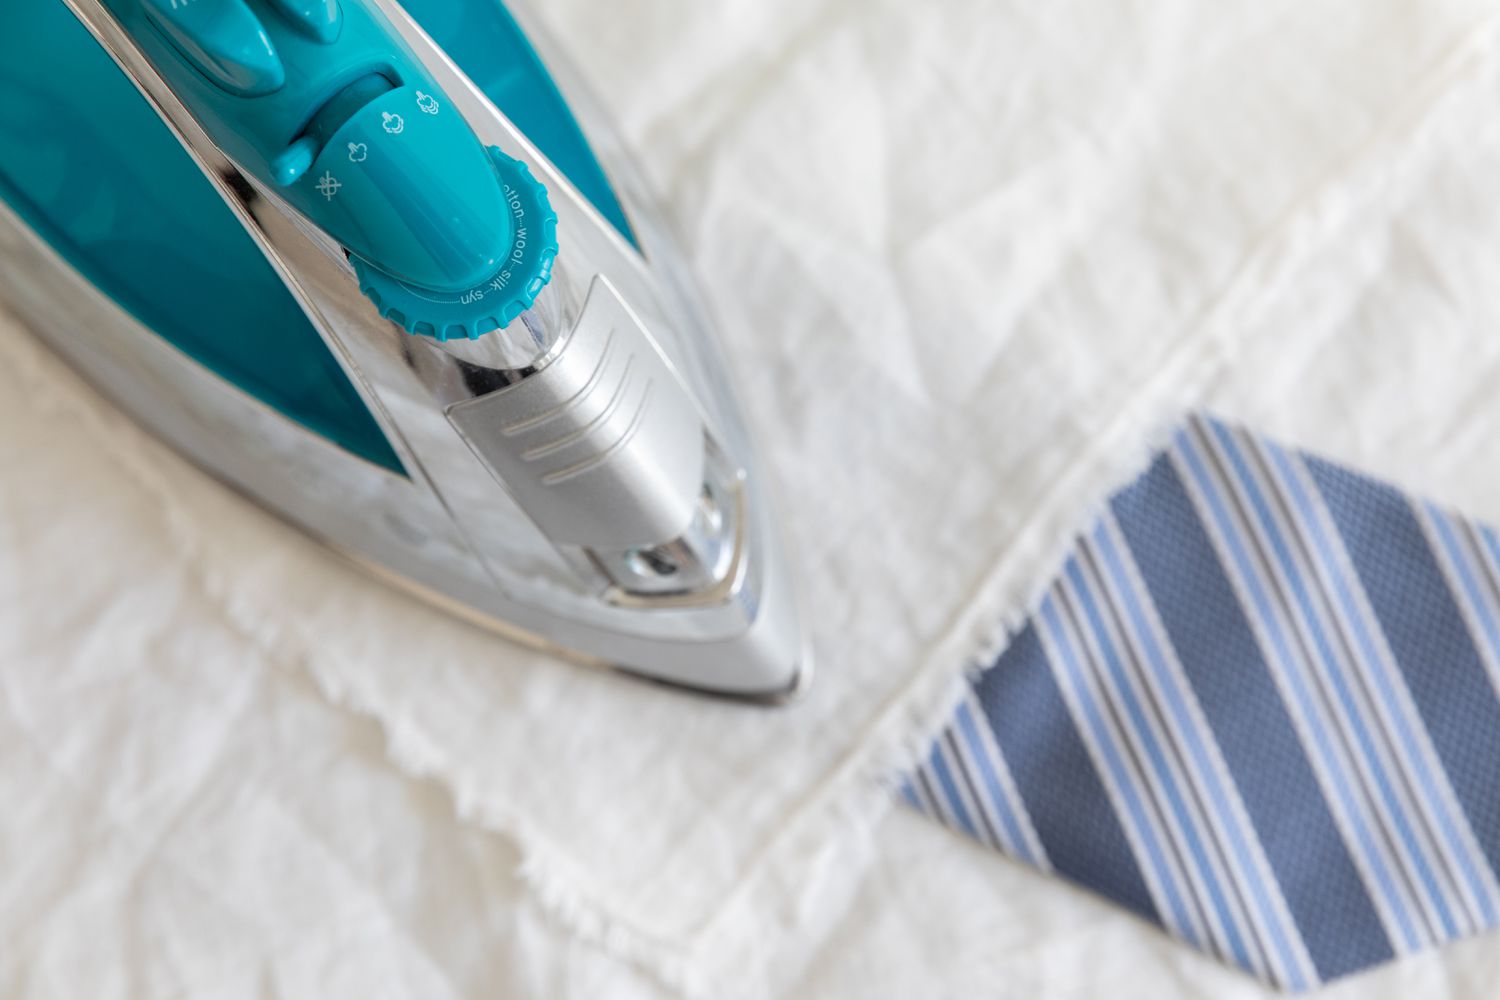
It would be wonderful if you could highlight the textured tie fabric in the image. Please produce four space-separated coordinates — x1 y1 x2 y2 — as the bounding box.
903 413 1500 990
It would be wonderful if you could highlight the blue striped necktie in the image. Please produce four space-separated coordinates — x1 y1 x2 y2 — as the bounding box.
905 413 1500 989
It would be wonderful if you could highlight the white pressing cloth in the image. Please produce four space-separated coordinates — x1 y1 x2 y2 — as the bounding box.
9 0 1500 995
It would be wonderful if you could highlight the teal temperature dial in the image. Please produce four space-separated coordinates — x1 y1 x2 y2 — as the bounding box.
301 81 515 293
107 0 557 337
354 148 557 341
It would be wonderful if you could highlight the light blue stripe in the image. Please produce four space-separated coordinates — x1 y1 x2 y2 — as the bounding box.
1115 450 1391 980
1308 460 1500 916
1474 525 1500 675
954 699 1040 867
1272 444 1488 927
1429 507 1500 687
1173 429 1422 952
927 744 981 842
973 622 1162 924
1065 557 1253 970
1270 447 1495 928
1092 518 1307 988
1210 424 1458 941
1040 594 1204 946
1476 526 1500 607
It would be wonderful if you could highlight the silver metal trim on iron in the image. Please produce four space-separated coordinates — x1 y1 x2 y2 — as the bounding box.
0 0 809 700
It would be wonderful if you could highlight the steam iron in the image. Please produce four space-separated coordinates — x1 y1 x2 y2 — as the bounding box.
0 0 807 700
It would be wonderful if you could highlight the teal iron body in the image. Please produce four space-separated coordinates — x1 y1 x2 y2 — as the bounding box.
0 0 807 699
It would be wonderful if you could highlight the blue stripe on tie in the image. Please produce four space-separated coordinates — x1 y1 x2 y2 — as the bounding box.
899 414 1500 987
1040 592 1206 945
1426 507 1500 683
1467 526 1500 683
1175 426 1424 953
1090 517 1310 988
1265 444 1497 931
927 743 982 842
1111 453 1394 980
953 700 1042 867
1206 422 1460 943
1476 527 1500 620
1307 459 1500 890
971 623 1161 924
1061 556 1254 969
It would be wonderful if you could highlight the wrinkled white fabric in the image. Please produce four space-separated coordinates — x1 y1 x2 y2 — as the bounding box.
8 0 1500 995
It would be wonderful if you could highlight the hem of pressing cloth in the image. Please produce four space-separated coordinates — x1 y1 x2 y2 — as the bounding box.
0 288 1197 999
1 298 1212 999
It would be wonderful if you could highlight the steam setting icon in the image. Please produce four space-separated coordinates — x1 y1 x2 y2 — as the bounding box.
381 112 405 135
416 91 440 115
315 171 342 201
